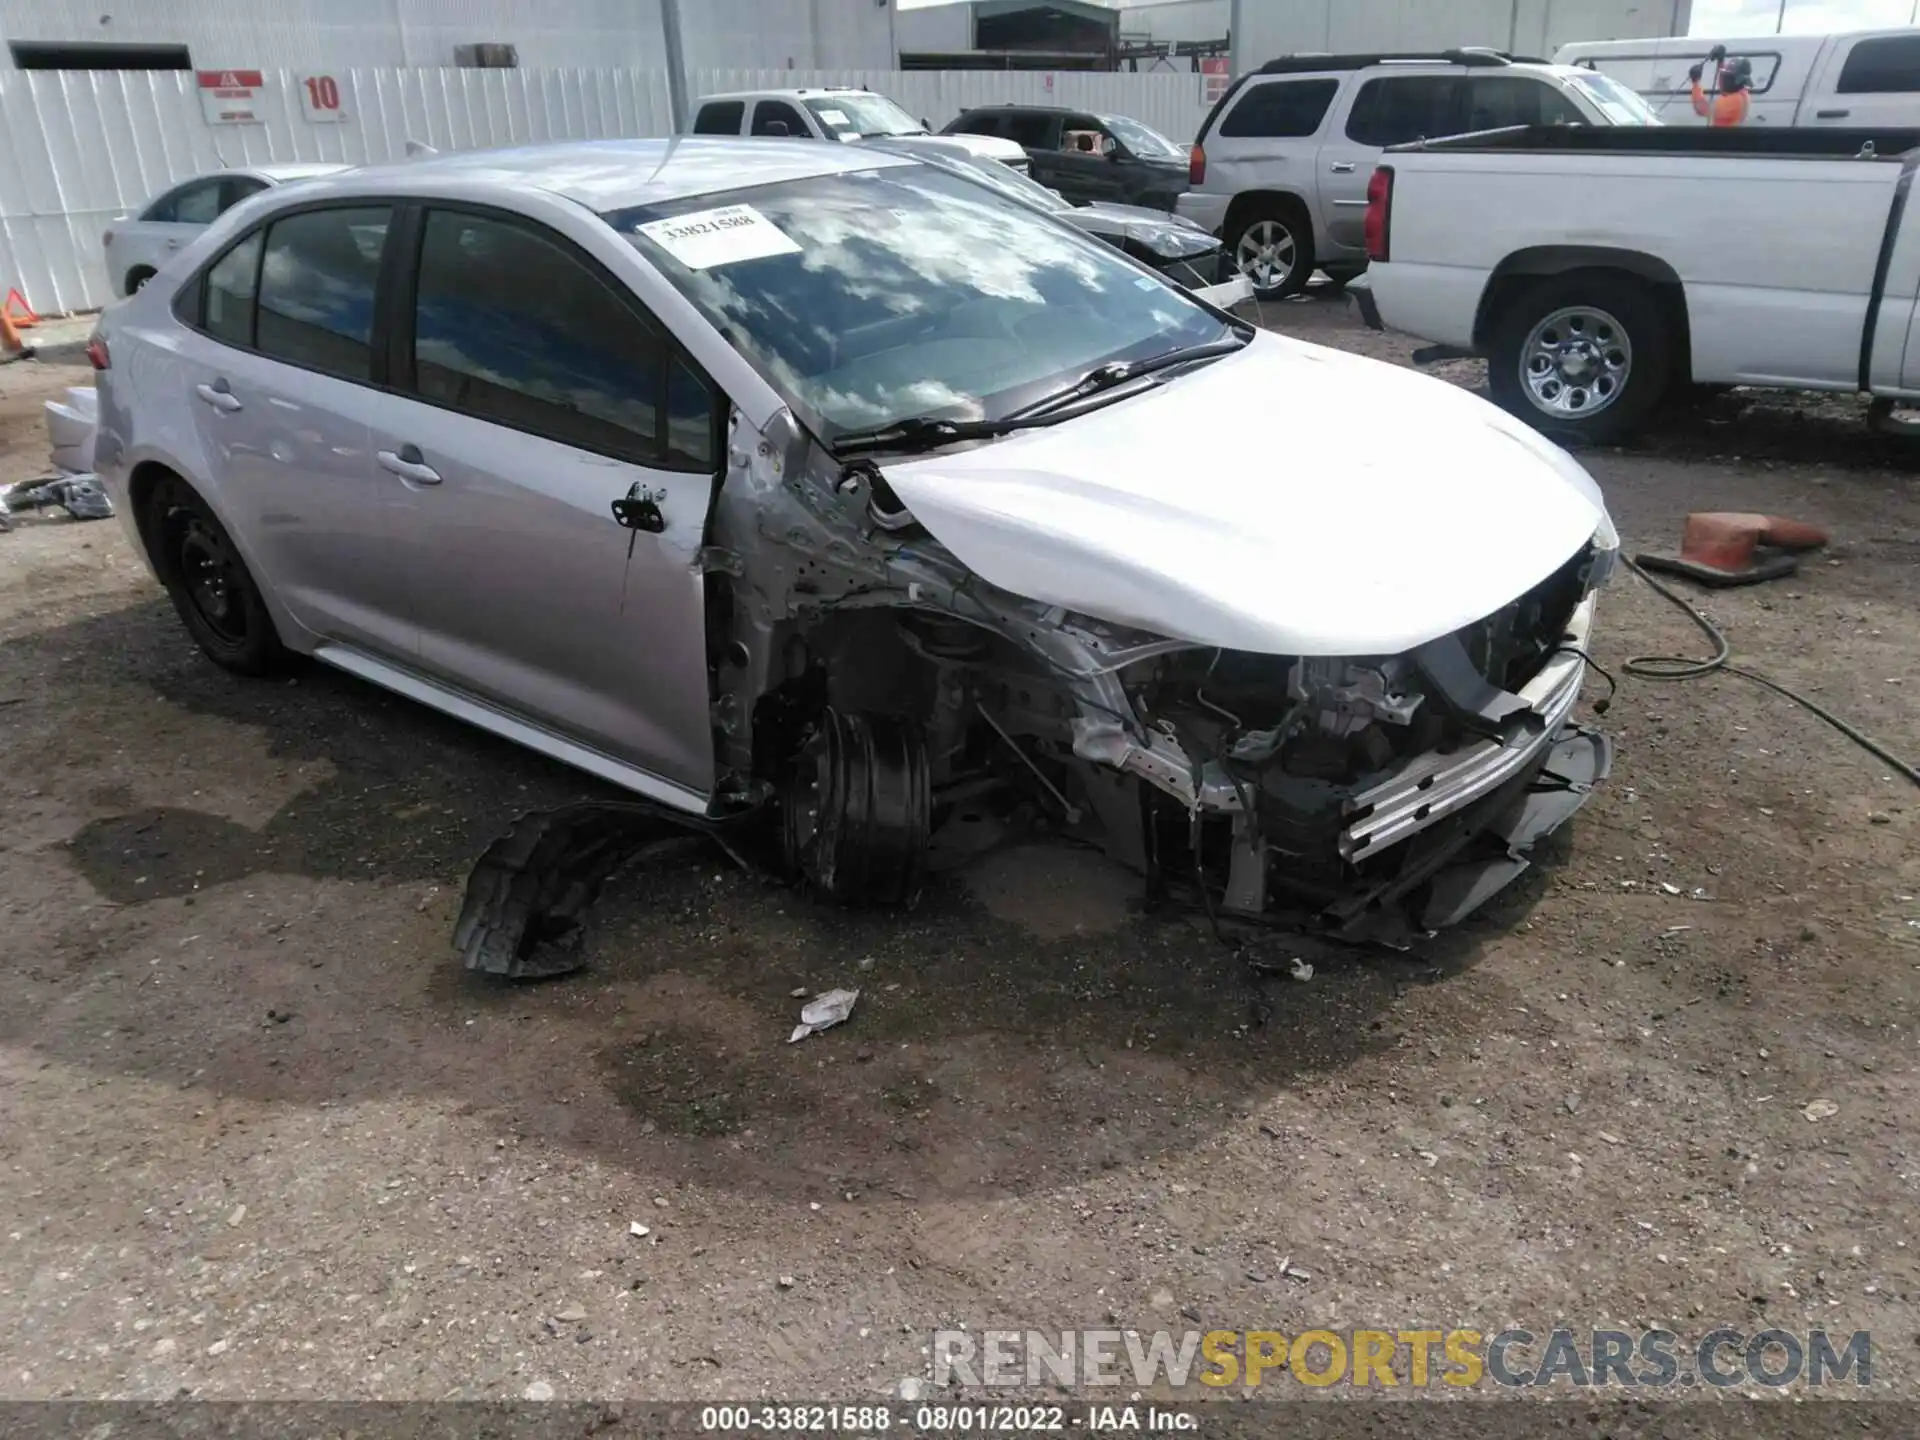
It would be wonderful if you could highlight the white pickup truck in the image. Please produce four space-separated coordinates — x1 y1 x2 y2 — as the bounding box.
1353 125 1920 442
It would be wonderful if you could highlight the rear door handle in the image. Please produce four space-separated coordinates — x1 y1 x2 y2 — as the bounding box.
194 381 241 413
164 238 183 250
377 444 442 485
1329 161 1357 173
1815 108 1850 118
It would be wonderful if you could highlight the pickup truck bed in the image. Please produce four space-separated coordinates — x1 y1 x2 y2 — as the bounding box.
1361 125 1920 441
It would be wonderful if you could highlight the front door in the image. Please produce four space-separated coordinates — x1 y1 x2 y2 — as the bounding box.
178 203 417 660
373 205 722 798
1805 33 1920 128
1049 116 1126 204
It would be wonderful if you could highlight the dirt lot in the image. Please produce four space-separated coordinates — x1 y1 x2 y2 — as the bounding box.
0 296 1916 1407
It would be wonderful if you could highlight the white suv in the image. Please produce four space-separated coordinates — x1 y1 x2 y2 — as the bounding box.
1178 49 1658 298
687 86 1032 171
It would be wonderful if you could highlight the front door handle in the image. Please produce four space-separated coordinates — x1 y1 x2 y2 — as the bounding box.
194 381 241 413
1329 161 1357 173
1815 108 1850 119
377 444 442 485
164 238 183 251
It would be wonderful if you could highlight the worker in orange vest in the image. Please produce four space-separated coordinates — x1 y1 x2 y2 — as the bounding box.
1689 46 1753 127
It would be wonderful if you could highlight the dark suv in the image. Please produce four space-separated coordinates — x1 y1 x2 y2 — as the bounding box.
942 104 1190 210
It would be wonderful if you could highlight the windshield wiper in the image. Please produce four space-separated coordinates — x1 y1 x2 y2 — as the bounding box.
1008 333 1251 420
828 414 1046 460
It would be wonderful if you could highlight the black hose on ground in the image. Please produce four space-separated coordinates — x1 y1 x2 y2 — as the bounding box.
1622 556 1920 789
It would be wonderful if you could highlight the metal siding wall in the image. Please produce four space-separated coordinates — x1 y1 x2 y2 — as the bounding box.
0 65 1204 313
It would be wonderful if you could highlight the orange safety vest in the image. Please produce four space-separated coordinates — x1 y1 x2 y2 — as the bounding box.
1691 80 1750 127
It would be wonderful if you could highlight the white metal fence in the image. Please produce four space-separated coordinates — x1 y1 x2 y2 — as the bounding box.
0 66 1213 315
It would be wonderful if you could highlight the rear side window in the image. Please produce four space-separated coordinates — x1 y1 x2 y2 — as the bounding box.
1001 111 1062 148
146 178 224 225
693 100 744 134
751 99 808 136
1220 78 1339 138
1837 35 1920 94
221 176 268 213
948 112 1004 137
1461 77 1584 130
254 206 391 381
202 231 261 347
1345 76 1461 147
409 209 711 468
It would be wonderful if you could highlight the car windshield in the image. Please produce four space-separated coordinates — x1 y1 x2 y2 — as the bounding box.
804 94 926 139
1568 72 1662 125
1100 114 1186 160
613 165 1232 440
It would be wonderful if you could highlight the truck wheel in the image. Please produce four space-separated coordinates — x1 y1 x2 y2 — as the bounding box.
1226 204 1313 300
1489 274 1672 444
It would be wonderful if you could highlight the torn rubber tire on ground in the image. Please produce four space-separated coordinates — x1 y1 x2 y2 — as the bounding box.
453 800 763 979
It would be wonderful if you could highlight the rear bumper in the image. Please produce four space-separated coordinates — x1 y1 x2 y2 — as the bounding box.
1175 191 1230 236
1348 272 1383 330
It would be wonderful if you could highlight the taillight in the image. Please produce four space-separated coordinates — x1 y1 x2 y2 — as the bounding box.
1364 166 1394 263
1189 143 1206 186
86 334 110 371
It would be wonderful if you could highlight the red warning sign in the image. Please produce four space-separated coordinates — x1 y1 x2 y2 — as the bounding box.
197 69 266 125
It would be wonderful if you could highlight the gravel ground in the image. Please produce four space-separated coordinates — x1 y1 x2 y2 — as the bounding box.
0 295 1916 1407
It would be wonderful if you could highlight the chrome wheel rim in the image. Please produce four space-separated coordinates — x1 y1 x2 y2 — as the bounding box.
1235 219 1297 291
1521 306 1631 418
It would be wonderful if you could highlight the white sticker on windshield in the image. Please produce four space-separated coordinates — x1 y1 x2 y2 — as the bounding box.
818 108 850 126
637 204 801 269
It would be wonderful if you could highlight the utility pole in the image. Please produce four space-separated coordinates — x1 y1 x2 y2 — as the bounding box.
1775 0 1788 33
1228 0 1243 76
660 0 690 132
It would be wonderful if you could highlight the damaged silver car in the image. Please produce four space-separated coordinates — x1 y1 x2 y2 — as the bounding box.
93 138 1615 973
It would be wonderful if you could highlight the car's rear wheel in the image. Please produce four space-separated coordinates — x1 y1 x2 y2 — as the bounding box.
145 476 287 675
1488 273 1672 445
1226 205 1312 300
125 267 156 295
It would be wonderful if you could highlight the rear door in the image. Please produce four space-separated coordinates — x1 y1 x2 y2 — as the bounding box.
1457 75 1586 132
173 202 414 658
1318 72 1461 254
1001 111 1069 190
691 98 748 135
370 203 722 798
1805 33 1920 127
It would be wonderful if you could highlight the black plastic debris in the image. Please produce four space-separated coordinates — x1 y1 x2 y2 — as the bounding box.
453 800 761 980
0 474 114 529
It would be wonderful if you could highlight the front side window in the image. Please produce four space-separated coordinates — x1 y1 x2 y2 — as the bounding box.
410 209 711 468
804 93 925 139
254 206 391 381
693 100 745 134
1220 78 1339 138
947 112 1004 138
1345 76 1462 147
614 165 1233 442
1566 71 1662 124
1462 78 1584 131
751 100 809 136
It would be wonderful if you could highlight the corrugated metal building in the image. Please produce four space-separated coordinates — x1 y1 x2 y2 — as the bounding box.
903 0 1694 66
0 0 900 73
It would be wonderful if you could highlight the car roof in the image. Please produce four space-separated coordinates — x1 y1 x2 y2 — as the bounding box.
246 163 351 183
283 137 915 214
694 87 879 103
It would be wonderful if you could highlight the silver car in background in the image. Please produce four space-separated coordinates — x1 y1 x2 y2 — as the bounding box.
91 138 1616 968
102 164 346 298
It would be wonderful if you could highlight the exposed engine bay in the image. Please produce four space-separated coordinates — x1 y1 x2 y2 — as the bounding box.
706 406 1613 943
